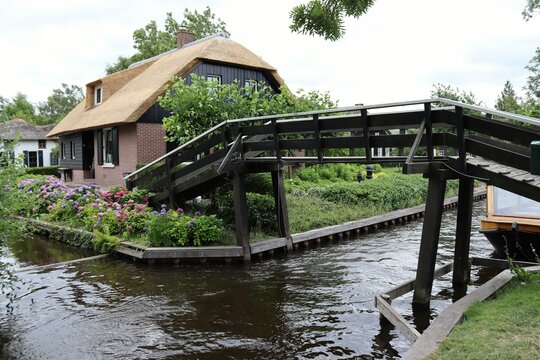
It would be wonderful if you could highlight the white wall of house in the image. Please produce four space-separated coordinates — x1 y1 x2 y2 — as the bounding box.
0 139 58 167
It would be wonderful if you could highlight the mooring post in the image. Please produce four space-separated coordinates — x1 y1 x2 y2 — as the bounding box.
413 171 447 307
232 170 251 261
452 177 474 285
272 168 293 251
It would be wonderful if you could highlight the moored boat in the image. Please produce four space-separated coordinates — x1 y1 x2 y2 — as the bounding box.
480 185 540 260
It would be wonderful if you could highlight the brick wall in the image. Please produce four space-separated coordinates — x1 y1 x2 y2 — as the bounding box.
94 124 138 186
136 123 167 164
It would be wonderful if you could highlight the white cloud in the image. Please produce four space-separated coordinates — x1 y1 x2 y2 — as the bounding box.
0 0 538 108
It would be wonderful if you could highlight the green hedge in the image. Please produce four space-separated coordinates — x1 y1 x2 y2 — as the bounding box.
25 166 60 177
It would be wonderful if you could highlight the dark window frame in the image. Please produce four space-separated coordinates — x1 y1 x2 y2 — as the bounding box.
38 140 46 149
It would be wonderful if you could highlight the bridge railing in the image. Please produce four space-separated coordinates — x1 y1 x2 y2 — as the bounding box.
124 98 540 203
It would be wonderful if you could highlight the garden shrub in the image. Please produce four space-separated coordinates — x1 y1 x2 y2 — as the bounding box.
246 193 278 234
25 166 60 177
192 215 224 246
245 173 273 195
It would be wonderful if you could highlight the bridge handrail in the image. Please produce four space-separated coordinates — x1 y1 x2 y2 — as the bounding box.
124 120 228 180
125 97 540 181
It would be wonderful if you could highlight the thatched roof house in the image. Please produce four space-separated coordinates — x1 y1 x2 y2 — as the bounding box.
47 32 286 186
0 119 57 140
48 33 285 137
0 119 59 168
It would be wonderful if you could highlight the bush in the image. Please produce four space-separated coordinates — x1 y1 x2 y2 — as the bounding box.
245 173 273 195
25 166 60 177
192 215 224 246
246 193 277 234
146 207 225 247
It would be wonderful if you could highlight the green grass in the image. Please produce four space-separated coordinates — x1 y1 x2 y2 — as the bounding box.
286 170 459 234
428 273 540 360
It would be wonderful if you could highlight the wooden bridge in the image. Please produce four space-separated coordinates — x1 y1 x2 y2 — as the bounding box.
125 98 540 306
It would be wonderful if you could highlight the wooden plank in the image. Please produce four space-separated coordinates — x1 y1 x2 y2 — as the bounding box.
406 120 426 164
384 263 454 300
463 114 540 147
404 270 515 360
455 106 465 170
362 109 371 161
375 294 421 342
313 114 323 162
471 257 539 269
142 246 243 259
425 103 434 162
250 238 287 254
466 138 530 172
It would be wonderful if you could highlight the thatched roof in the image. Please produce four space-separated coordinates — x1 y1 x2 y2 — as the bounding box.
0 119 57 140
48 36 286 137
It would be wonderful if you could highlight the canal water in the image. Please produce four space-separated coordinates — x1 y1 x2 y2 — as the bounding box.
0 201 495 359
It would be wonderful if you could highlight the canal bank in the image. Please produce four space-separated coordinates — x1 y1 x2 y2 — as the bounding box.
16 188 486 264
1 200 496 359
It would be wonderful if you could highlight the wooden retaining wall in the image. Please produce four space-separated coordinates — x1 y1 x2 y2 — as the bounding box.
14 189 486 264
114 189 487 263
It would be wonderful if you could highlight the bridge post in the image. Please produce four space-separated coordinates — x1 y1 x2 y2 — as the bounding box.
452 177 474 286
165 157 177 210
413 170 447 307
272 168 292 251
232 170 251 261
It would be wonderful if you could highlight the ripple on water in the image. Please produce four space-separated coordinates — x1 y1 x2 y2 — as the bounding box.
0 201 496 359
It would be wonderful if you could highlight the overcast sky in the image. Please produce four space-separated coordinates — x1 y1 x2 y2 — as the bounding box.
0 0 538 108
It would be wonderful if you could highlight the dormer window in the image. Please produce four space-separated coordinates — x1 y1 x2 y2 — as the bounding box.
94 86 102 105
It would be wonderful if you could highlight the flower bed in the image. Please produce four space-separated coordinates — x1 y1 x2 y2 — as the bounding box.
15 176 225 250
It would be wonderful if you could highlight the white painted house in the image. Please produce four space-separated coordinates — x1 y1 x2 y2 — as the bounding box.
0 119 59 167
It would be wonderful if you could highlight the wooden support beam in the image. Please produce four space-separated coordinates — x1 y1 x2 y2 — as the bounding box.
232 170 251 261
271 119 281 163
362 109 371 161
455 106 466 171
313 114 323 162
272 169 292 251
413 171 447 306
425 103 433 161
452 177 474 286
165 157 176 210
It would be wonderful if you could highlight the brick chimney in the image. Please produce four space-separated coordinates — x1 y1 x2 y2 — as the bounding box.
176 29 196 48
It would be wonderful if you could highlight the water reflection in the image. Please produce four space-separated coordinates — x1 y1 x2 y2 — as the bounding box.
0 201 494 359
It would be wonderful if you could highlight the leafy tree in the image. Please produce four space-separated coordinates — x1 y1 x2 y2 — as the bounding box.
495 81 522 113
431 83 482 106
289 0 375 41
523 0 540 21
38 83 84 123
181 7 229 39
106 8 229 74
0 93 42 124
525 47 540 101
158 74 335 143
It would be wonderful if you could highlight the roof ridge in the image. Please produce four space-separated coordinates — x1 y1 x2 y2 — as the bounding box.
128 32 230 70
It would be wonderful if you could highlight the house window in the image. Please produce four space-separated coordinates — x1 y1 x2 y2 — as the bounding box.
98 127 120 166
61 142 66 159
244 79 258 92
38 140 46 149
94 86 102 105
23 151 43 168
70 141 76 159
207 75 222 85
